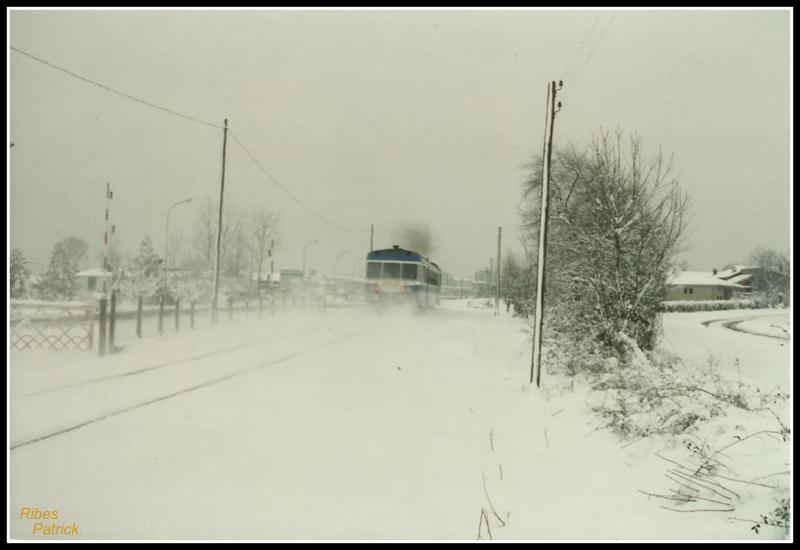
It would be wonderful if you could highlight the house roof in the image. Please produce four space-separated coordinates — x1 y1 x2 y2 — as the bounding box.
668 271 746 289
715 265 757 280
726 273 753 285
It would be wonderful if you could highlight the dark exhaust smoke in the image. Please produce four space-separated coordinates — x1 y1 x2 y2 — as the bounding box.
391 223 435 257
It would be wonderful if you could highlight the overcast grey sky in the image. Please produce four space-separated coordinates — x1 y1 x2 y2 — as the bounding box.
8 9 791 279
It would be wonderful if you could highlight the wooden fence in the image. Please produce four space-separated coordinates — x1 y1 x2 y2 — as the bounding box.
10 300 95 351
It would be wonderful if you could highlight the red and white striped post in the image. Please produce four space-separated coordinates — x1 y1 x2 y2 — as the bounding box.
102 182 114 297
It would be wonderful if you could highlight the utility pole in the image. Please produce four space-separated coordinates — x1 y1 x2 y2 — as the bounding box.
212 118 228 323
370 224 374 251
531 80 562 386
495 226 502 313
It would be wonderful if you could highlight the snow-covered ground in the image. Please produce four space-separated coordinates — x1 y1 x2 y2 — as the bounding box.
660 308 790 392
8 301 791 540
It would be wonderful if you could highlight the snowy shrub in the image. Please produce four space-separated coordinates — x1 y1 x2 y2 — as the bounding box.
586 351 775 440
661 299 769 312
224 277 260 302
174 275 213 304
751 498 791 536
521 131 690 355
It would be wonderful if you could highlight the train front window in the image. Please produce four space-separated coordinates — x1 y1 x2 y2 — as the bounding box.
401 264 418 280
366 262 382 279
383 263 401 279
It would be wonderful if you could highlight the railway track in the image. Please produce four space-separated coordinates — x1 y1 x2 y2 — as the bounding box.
11 331 360 451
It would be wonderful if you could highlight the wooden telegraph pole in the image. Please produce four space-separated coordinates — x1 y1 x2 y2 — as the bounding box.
531 80 562 386
212 118 228 323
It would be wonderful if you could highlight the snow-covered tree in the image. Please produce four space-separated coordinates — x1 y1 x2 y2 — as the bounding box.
123 236 165 303
36 242 77 301
60 236 88 271
747 248 790 305
10 248 31 298
521 130 691 354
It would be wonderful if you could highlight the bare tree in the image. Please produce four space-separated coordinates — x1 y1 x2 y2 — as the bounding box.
521 130 691 354
221 205 246 279
190 198 218 275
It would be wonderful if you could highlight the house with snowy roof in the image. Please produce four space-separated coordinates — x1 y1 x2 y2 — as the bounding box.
75 268 112 293
665 270 747 301
715 264 790 305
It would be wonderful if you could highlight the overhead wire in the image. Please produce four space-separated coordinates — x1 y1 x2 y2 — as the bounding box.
11 45 354 232
228 131 353 233
561 11 617 101
10 46 225 130
561 13 602 85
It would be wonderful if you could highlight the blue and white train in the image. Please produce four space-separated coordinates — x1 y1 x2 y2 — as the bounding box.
365 245 441 307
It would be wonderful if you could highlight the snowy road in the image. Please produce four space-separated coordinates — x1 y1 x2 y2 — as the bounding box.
10 302 791 540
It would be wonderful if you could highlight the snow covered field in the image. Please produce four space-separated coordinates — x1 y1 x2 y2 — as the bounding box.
660 308 790 391
8 301 791 540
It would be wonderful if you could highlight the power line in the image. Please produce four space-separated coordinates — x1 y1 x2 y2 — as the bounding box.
562 12 617 99
561 13 602 84
11 45 352 233
228 130 353 232
10 46 224 130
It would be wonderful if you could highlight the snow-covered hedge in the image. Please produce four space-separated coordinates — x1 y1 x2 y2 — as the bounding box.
543 330 790 537
660 299 772 312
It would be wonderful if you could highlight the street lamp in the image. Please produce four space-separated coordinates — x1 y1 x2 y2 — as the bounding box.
302 239 318 278
334 250 349 280
165 198 193 292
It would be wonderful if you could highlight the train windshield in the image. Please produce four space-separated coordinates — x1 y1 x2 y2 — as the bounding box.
382 263 401 279
401 264 418 280
366 262 382 279
366 261 420 280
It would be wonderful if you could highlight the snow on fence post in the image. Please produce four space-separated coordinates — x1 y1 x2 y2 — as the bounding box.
98 297 107 357
175 298 180 331
88 305 94 351
109 290 117 352
136 296 143 338
158 295 165 336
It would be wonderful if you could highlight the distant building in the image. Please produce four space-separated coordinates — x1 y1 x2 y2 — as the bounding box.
665 271 746 301
251 271 280 291
715 264 790 305
75 268 112 293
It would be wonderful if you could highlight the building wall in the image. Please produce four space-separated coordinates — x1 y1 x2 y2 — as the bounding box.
666 285 728 301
